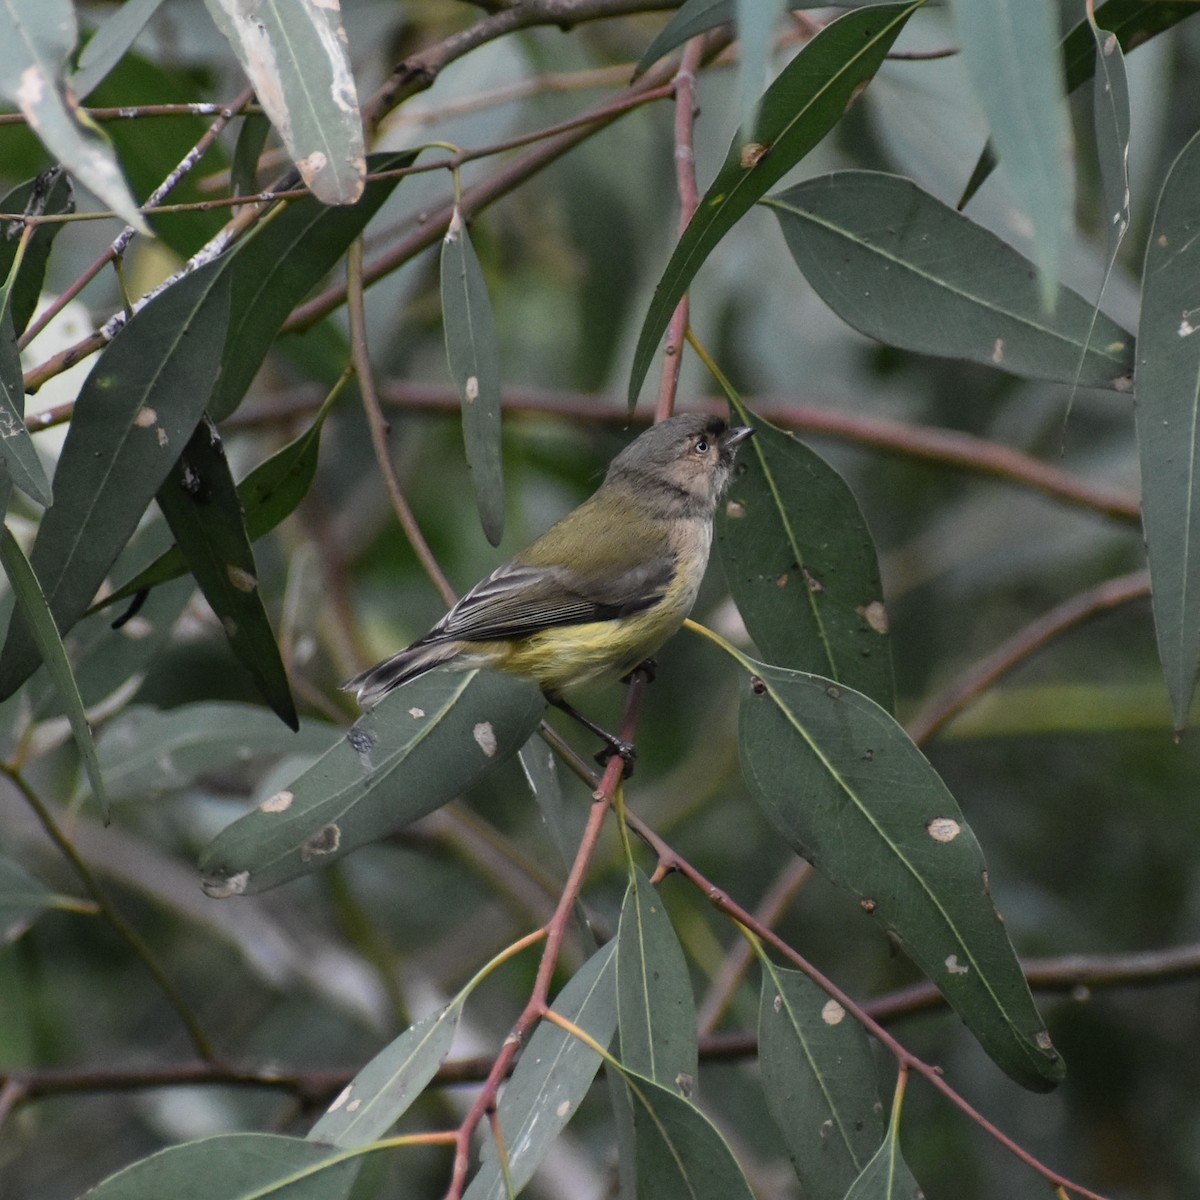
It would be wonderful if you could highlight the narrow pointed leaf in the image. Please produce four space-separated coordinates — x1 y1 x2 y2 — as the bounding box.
758 962 882 1200
464 941 617 1200
842 1127 924 1200
0 853 57 943
95 394 334 611
231 112 272 198
0 0 148 234
627 3 918 406
76 1132 360 1200
156 417 297 729
71 0 169 99
441 208 505 546
209 149 417 421
767 172 1134 388
949 0 1071 303
308 996 464 1147
959 1 1198 209
0 169 74 337
629 1070 756 1200
0 260 232 699
716 417 892 709
0 303 51 507
1136 130 1200 729
617 866 698 1091
0 522 109 821
519 738 580 868
88 703 334 805
739 662 1064 1092
202 0 364 205
199 669 546 895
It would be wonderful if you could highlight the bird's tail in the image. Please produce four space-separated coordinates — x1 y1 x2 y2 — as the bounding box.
341 639 460 709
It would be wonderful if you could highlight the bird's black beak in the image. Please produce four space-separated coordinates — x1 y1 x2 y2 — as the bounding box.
720 424 755 454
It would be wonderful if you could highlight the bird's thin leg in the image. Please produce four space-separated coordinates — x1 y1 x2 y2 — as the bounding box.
547 695 637 778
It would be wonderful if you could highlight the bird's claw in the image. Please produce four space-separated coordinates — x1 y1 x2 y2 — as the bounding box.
595 739 637 779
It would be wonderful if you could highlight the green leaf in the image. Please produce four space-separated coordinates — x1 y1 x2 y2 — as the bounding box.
758 962 883 1200
949 0 1072 304
0 259 232 700
1087 12 1131 258
617 866 698 1091
0 0 148 234
87 703 335 806
202 0 364 205
841 1127 924 1200
308 996 464 1148
200 669 546 895
716 417 893 710
633 0 901 78
72 0 169 99
231 112 271 198
628 1069 756 1200
738 662 1064 1092
209 149 417 422
0 520 109 822
0 169 74 337
96 392 334 611
767 172 1134 388
0 853 57 944
519 737 581 869
0 292 52 508
464 941 617 1200
627 3 918 406
76 1132 360 1200
441 208 505 546
959 1 1198 209
155 417 297 729
1135 129 1200 730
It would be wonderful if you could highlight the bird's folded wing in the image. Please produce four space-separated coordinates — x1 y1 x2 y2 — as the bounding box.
430 557 676 643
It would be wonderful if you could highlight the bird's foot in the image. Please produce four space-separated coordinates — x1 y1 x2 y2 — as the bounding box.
595 738 637 779
621 657 657 686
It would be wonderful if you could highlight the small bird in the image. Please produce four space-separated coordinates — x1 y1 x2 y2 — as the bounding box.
343 413 754 766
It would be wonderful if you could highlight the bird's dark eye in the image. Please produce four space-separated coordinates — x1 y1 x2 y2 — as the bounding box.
694 438 710 454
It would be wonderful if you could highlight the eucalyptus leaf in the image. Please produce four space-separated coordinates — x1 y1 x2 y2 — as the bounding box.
0 853 56 944
0 302 51 508
202 0 364 205
738 662 1064 1092
441 208 505 546
959 0 1197 209
0 0 148 233
842 1127 924 1200
1135 129 1200 730
0 259 232 700
464 941 617 1200
75 1132 360 1200
72 0 169 99
716 417 892 709
758 962 883 1200
200 669 546 895
308 996 464 1147
767 172 1134 388
617 866 698 1091
627 3 919 406
0 520 109 822
629 1069 756 1200
0 169 74 337
949 0 1072 303
156 417 297 729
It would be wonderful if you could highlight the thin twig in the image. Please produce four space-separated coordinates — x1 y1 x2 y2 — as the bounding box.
345 237 458 610
908 569 1150 744
653 38 704 423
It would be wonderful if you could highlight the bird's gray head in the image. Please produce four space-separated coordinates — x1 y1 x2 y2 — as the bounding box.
606 414 754 514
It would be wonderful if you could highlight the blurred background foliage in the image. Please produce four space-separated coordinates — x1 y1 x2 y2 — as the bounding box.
0 2 1198 1199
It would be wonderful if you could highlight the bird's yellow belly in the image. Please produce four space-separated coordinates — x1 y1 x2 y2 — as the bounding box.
493 597 693 696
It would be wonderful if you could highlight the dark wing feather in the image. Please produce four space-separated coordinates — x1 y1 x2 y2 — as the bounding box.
425 557 676 645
